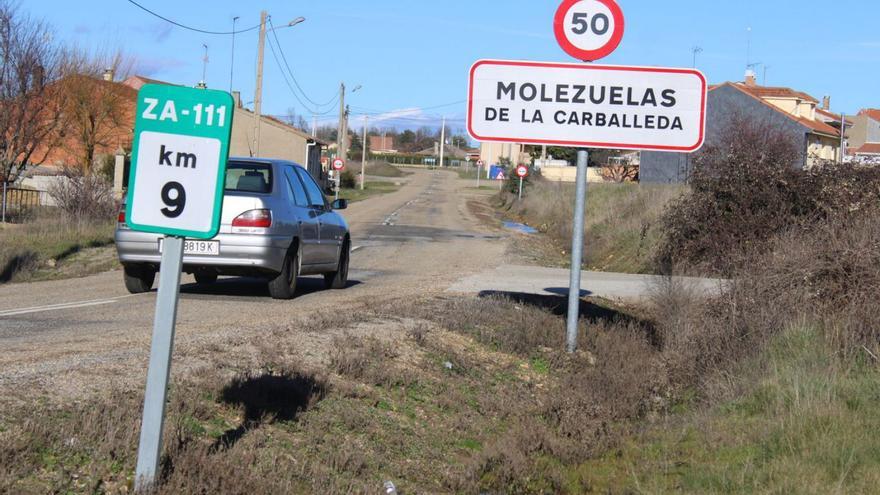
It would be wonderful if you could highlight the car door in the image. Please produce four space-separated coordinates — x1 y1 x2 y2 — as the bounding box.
295 167 339 265
283 167 320 266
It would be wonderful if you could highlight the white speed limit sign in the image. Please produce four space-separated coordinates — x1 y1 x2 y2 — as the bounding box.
553 0 624 62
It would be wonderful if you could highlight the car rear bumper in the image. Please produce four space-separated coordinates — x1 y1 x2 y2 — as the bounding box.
115 228 290 274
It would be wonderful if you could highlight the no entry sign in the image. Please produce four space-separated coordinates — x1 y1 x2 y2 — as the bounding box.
554 0 624 61
127 84 233 239
467 59 707 152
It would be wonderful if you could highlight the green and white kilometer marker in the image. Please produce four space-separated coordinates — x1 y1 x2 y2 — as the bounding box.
129 84 233 491
126 84 233 239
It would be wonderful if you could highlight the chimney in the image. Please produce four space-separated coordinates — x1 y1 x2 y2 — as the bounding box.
822 96 830 110
744 69 757 87
102 68 114 82
232 90 242 108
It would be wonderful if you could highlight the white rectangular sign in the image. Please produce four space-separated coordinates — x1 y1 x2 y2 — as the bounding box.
129 131 222 235
467 59 707 152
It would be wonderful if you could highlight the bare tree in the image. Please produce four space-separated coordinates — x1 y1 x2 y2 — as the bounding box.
0 1 65 183
56 48 135 174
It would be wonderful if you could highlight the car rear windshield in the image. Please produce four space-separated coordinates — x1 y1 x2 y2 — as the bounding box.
225 161 272 193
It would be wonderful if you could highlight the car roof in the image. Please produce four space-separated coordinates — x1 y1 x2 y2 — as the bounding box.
228 157 305 169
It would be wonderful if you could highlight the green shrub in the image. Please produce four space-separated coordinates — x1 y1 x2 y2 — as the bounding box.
339 170 356 189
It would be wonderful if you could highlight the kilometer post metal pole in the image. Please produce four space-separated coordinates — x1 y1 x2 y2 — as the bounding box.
135 235 185 489
476 163 480 188
566 150 588 353
518 176 523 200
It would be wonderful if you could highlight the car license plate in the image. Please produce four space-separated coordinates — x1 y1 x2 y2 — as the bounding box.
159 239 220 256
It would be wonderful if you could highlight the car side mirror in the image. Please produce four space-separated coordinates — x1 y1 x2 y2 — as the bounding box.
331 199 348 210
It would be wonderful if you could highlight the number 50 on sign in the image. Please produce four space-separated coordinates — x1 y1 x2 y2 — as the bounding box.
126 84 234 239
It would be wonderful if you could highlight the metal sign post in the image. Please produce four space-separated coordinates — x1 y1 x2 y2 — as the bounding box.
135 235 184 485
515 165 529 200
476 160 483 188
566 150 588 352
127 84 233 490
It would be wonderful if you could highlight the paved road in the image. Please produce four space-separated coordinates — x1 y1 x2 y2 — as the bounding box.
447 264 725 301
0 169 506 405
0 169 720 406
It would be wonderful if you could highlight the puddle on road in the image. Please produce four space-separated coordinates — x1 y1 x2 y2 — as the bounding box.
502 221 538 234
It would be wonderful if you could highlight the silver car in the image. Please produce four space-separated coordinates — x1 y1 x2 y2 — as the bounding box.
115 158 351 299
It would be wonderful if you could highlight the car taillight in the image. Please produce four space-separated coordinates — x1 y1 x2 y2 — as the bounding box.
232 209 272 228
117 208 126 223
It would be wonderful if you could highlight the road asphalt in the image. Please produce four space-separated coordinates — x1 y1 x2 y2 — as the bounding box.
0 168 718 407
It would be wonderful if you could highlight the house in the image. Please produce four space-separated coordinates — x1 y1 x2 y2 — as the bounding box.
35 69 137 173
850 143 880 165
848 109 880 150
123 76 328 185
640 71 844 183
369 135 396 154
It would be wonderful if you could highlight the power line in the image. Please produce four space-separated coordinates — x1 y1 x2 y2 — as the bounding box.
267 17 339 110
350 100 466 115
264 28 337 115
125 0 260 35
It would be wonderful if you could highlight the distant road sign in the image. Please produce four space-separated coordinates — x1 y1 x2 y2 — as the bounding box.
554 0 624 62
476 159 484 167
467 59 707 152
495 170 506 180
127 84 233 239
515 165 529 178
332 158 345 171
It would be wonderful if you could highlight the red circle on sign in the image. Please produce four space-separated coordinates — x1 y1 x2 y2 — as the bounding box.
553 0 624 62
332 158 345 171
477 160 484 166
515 166 529 178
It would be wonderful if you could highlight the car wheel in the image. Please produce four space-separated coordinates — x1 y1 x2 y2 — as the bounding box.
123 265 155 294
194 273 218 285
324 240 350 290
268 243 300 300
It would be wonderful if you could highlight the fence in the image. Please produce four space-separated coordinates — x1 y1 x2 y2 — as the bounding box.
1 185 44 222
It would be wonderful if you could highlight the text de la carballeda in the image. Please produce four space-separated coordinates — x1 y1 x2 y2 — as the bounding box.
467 60 707 152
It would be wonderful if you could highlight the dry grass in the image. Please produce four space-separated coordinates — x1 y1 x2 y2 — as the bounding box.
3 204 879 493
499 179 685 273
0 213 116 283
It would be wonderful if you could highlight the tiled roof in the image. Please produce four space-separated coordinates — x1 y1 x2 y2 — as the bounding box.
739 85 819 103
853 143 880 155
858 109 880 122
815 107 852 125
723 83 841 138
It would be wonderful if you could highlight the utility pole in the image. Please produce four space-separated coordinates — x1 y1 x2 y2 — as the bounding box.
840 113 847 162
438 116 446 169
361 115 368 190
312 115 317 138
763 65 770 85
230 16 239 92
253 10 267 156
337 83 346 161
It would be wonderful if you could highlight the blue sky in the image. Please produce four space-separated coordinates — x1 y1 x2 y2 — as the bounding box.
27 0 880 135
